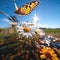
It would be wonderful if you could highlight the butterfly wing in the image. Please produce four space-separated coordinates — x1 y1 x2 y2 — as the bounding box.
15 1 39 15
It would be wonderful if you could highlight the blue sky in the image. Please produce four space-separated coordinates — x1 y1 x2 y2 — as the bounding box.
0 0 60 28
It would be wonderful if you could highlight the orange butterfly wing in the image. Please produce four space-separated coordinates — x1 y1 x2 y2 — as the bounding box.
20 5 31 15
15 1 39 15
30 1 39 10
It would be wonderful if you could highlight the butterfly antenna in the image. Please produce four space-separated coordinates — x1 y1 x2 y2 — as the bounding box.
13 0 18 10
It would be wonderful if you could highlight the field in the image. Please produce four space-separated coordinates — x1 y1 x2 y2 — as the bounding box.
0 28 17 41
43 28 60 38
0 28 60 41
0 28 60 60
43 28 60 33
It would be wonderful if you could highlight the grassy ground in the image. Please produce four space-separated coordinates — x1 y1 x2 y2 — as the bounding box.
0 28 18 41
43 28 60 33
43 28 60 38
0 28 60 41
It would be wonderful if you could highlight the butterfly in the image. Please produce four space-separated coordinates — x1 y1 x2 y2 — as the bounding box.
14 1 39 15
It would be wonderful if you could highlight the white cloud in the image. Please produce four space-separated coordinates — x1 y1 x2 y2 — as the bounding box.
32 14 39 25
37 23 48 28
1 18 11 23
32 14 48 28
33 14 39 21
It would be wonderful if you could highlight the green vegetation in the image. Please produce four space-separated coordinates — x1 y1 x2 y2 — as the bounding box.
0 28 5 41
43 28 60 38
0 28 18 41
43 28 60 33
0 28 60 41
